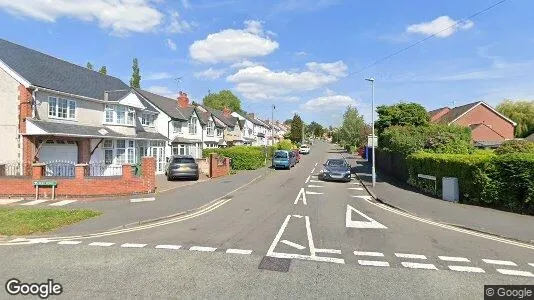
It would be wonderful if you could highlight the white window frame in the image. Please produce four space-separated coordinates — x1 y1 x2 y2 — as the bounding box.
141 113 155 127
104 104 135 126
216 128 223 137
188 116 198 134
173 121 183 133
48 96 76 120
206 120 214 136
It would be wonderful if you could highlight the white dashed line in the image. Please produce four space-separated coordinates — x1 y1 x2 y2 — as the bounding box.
155 245 182 250
305 191 323 195
307 185 323 188
401 262 437 270
0 199 23 205
189 246 217 252
88 242 114 247
49 200 77 206
21 200 47 206
496 269 534 277
57 241 82 245
395 253 427 260
358 260 390 267
281 240 306 250
130 197 156 203
348 187 364 191
350 182 361 185
309 180 323 183
292 214 303 218
448 266 485 273
305 176 311 184
121 243 147 248
315 248 342 254
354 251 384 257
226 249 253 255
482 259 517 266
314 162 318 167
310 168 316 174
529 263 534 267
438 256 470 262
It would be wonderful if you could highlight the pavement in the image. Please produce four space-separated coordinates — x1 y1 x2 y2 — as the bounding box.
1 141 533 299
352 156 534 244
155 172 210 194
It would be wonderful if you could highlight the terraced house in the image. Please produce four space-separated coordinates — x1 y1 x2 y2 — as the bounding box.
0 39 167 176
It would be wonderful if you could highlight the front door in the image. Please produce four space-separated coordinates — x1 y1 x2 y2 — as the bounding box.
151 145 165 173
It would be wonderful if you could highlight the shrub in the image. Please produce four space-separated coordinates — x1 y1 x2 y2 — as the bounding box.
495 140 534 155
276 140 294 150
202 146 266 170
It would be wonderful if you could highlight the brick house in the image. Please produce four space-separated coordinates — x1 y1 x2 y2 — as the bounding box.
429 101 517 145
0 39 167 176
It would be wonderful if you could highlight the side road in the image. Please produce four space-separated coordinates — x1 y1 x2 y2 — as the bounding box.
343 154 534 244
23 168 273 237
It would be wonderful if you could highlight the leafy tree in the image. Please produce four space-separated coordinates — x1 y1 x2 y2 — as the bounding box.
284 119 292 125
495 140 534 155
98 66 107 75
86 62 93 70
130 58 141 88
496 100 534 138
289 114 304 143
202 90 241 112
306 121 325 138
338 105 366 150
375 102 429 134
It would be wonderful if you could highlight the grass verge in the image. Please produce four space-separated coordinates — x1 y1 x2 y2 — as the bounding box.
0 207 102 236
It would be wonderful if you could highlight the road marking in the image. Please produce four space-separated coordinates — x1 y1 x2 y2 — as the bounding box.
348 187 364 191
496 269 534 277
309 180 323 183
358 260 390 267
49 200 77 206
294 188 307 205
352 195 373 201
448 266 485 273
401 262 437 270
121 243 147 248
305 191 323 195
155 245 182 250
310 168 316 174
57 241 82 245
0 199 23 205
292 214 303 218
395 253 427 260
439 256 470 262
89 242 114 247
529 263 534 267
354 251 384 257
281 240 306 250
189 246 217 252
226 249 253 255
346 205 387 229
350 182 361 185
130 197 156 203
315 248 342 254
307 185 324 188
21 200 47 206
305 175 310 184
315 162 318 167
482 259 517 266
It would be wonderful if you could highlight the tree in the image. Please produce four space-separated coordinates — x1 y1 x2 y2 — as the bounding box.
307 121 325 138
130 58 141 88
375 102 429 134
86 62 93 70
496 100 534 138
284 119 292 125
202 90 241 112
98 66 107 75
289 114 304 143
338 105 367 151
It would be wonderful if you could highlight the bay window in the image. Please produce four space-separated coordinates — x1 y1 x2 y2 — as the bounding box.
104 139 136 165
104 105 135 125
49 97 76 119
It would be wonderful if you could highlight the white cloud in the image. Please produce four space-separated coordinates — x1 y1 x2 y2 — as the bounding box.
146 85 175 98
301 94 357 112
226 60 347 100
406 16 473 38
0 0 164 35
189 20 279 63
145 72 174 81
166 11 194 33
295 51 307 56
181 0 191 9
194 68 226 80
166 38 177 51
230 60 261 69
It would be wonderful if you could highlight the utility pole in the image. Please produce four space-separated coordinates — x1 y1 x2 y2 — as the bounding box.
365 77 376 187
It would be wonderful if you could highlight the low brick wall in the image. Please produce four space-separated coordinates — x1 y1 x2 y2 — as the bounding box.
209 153 230 178
0 157 156 198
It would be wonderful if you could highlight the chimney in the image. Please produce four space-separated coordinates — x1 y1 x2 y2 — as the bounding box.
223 106 232 117
177 91 189 108
247 113 255 119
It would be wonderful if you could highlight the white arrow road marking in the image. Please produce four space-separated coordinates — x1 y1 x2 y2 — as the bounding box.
352 195 373 201
439 256 470 262
358 260 390 267
294 188 307 205
305 191 323 195
401 262 437 270
354 251 384 257
49 200 77 206
226 249 253 255
155 245 181 250
448 266 485 273
130 197 155 203
348 187 364 191
121 243 147 248
89 242 114 247
482 259 517 266
346 205 387 229
190 246 217 252
281 240 306 250
57 241 82 245
0 199 23 205
307 185 324 188
21 200 47 206
395 253 427 260
496 269 534 277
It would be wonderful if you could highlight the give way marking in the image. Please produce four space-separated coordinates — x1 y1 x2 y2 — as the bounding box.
346 205 387 229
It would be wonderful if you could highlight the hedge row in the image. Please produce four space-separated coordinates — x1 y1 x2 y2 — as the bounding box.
407 152 534 215
203 146 266 170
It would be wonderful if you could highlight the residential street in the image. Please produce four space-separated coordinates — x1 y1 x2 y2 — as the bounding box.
1 141 533 299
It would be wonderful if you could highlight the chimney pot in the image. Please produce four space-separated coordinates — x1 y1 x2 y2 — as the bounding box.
177 91 190 108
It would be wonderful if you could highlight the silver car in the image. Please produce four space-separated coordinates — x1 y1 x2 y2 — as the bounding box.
165 155 199 181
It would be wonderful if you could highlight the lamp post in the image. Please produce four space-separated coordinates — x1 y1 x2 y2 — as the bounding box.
365 77 376 187
271 104 275 146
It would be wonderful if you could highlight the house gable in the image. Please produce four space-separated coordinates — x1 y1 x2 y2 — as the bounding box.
449 101 517 126
454 103 515 140
470 123 506 142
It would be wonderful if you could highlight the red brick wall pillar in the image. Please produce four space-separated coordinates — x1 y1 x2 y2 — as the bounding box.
22 136 37 176
77 139 91 164
75 164 87 180
209 153 215 178
32 163 45 179
141 157 156 192
122 164 133 180
19 84 35 176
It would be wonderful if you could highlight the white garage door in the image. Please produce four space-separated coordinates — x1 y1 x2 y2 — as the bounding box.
40 141 78 176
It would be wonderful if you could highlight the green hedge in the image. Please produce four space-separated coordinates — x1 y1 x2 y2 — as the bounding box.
203 146 266 170
495 140 534 155
407 151 534 215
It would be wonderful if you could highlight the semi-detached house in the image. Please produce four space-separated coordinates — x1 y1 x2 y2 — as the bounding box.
0 39 167 176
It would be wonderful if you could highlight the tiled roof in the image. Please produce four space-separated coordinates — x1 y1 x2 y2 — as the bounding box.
435 102 481 124
134 88 194 120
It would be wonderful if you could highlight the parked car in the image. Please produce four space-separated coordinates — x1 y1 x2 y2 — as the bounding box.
319 158 351 182
272 150 295 169
292 149 301 163
165 155 199 181
299 144 311 154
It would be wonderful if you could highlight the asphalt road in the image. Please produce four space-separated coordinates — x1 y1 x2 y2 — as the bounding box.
1 141 533 299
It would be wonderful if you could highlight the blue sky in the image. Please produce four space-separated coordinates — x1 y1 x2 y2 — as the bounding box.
1 0 533 126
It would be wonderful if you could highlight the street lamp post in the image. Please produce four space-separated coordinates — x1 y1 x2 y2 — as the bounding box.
365 77 376 187
271 104 275 146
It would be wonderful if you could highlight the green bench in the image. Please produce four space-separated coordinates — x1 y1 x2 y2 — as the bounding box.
33 180 58 200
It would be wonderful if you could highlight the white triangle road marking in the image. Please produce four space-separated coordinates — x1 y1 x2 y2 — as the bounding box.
294 188 307 205
346 205 387 229
281 239 306 250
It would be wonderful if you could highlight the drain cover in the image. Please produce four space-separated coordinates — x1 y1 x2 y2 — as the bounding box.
258 256 291 272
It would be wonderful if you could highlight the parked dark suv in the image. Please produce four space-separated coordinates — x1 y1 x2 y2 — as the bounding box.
165 155 199 181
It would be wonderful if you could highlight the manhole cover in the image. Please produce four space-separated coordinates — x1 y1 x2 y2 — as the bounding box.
258 256 291 272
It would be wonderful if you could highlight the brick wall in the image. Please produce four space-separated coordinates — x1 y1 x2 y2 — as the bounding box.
209 153 230 178
19 84 35 175
454 104 515 140
0 157 156 198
